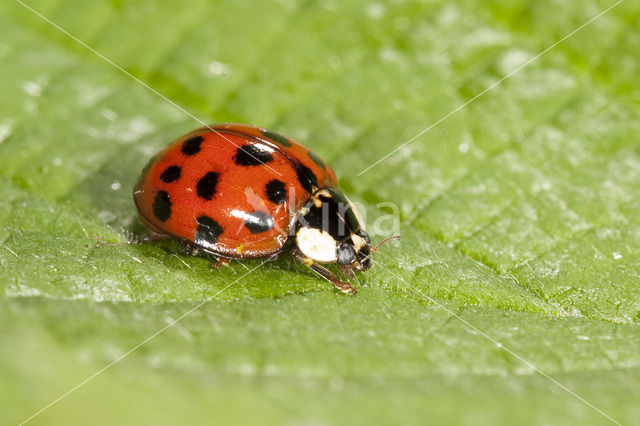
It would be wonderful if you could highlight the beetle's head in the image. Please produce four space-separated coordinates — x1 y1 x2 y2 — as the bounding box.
294 188 373 272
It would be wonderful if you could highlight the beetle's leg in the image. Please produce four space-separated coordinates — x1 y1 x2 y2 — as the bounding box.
292 248 357 295
181 241 200 256
140 232 170 243
340 265 356 279
212 257 230 269
91 231 169 246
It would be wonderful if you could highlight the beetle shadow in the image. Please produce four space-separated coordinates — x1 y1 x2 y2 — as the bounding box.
62 138 158 239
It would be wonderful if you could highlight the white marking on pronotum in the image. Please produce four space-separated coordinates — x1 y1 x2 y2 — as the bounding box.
296 227 337 263
351 234 367 252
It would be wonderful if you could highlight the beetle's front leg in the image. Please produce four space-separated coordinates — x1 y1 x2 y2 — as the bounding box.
340 265 356 279
212 257 230 269
291 248 357 295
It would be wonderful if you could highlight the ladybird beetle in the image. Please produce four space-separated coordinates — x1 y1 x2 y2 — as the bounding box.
133 123 396 294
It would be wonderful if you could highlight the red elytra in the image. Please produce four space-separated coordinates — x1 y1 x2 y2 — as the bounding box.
134 123 337 259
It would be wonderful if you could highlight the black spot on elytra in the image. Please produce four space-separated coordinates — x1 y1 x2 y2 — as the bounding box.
153 191 172 222
160 165 182 183
261 129 291 147
243 211 274 234
295 162 318 193
265 179 287 204
196 171 220 200
195 215 224 247
234 144 274 166
182 135 204 156
307 150 326 170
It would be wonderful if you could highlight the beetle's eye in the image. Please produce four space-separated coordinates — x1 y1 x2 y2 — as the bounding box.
337 243 356 265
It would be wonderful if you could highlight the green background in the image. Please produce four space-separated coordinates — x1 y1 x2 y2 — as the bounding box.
1 0 639 424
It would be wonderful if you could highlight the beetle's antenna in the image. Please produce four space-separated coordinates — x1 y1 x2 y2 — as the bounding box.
371 235 401 253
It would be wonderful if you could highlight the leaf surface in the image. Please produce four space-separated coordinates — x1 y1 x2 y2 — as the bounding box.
2 1 640 424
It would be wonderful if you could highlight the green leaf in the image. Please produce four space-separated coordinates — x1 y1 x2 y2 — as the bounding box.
2 1 640 424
